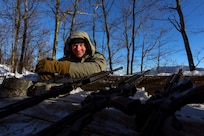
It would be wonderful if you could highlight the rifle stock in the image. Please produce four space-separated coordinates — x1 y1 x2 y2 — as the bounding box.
138 69 203 136
165 69 183 94
171 84 204 110
0 67 122 119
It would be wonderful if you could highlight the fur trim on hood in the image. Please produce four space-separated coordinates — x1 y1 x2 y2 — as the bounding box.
64 31 95 57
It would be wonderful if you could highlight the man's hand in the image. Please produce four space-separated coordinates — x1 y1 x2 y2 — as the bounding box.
35 58 71 80
35 58 57 74
38 73 54 81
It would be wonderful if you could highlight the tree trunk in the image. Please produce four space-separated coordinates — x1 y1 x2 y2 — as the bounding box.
18 0 28 74
176 0 195 71
131 0 136 74
52 0 60 59
69 0 79 36
11 0 21 73
102 0 112 71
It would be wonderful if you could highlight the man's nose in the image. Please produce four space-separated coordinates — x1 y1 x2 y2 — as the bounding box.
76 45 81 51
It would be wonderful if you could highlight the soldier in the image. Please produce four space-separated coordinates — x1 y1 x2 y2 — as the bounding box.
35 31 107 81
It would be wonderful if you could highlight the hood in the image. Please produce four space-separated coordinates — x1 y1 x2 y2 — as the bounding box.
64 31 95 58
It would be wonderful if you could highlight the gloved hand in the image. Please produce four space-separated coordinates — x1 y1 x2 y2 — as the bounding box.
38 74 54 81
35 58 71 80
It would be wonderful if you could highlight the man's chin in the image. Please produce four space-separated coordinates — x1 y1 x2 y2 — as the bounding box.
76 54 83 58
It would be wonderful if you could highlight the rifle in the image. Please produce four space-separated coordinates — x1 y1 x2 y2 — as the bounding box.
135 69 204 136
164 69 184 94
0 67 122 119
34 70 150 136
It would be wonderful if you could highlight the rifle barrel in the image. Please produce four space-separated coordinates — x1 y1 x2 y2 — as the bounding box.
0 68 123 119
0 84 73 119
81 66 123 85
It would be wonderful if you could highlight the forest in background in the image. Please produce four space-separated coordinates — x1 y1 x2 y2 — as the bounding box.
0 0 204 75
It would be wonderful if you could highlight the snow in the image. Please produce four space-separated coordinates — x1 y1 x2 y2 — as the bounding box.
0 64 40 84
0 64 204 125
148 65 204 76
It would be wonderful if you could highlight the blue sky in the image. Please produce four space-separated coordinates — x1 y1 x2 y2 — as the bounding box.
1 0 203 72
52 0 204 70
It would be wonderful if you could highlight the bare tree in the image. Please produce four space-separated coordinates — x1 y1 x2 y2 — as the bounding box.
168 0 195 71
150 29 176 73
11 0 22 73
120 0 135 74
18 0 28 74
0 0 203 74
51 0 60 59
195 47 204 67
0 22 9 64
118 0 151 74
69 0 79 36
140 30 159 72
0 0 53 71
120 0 141 74
92 2 101 47
50 0 79 59
130 0 136 74
101 0 113 71
124 15 131 74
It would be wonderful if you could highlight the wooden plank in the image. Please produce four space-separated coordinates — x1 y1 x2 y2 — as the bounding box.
0 91 87 136
0 114 51 136
19 99 79 122
0 88 204 136
81 108 138 136
0 89 139 136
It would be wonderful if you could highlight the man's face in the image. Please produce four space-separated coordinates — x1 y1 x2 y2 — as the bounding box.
71 43 86 58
